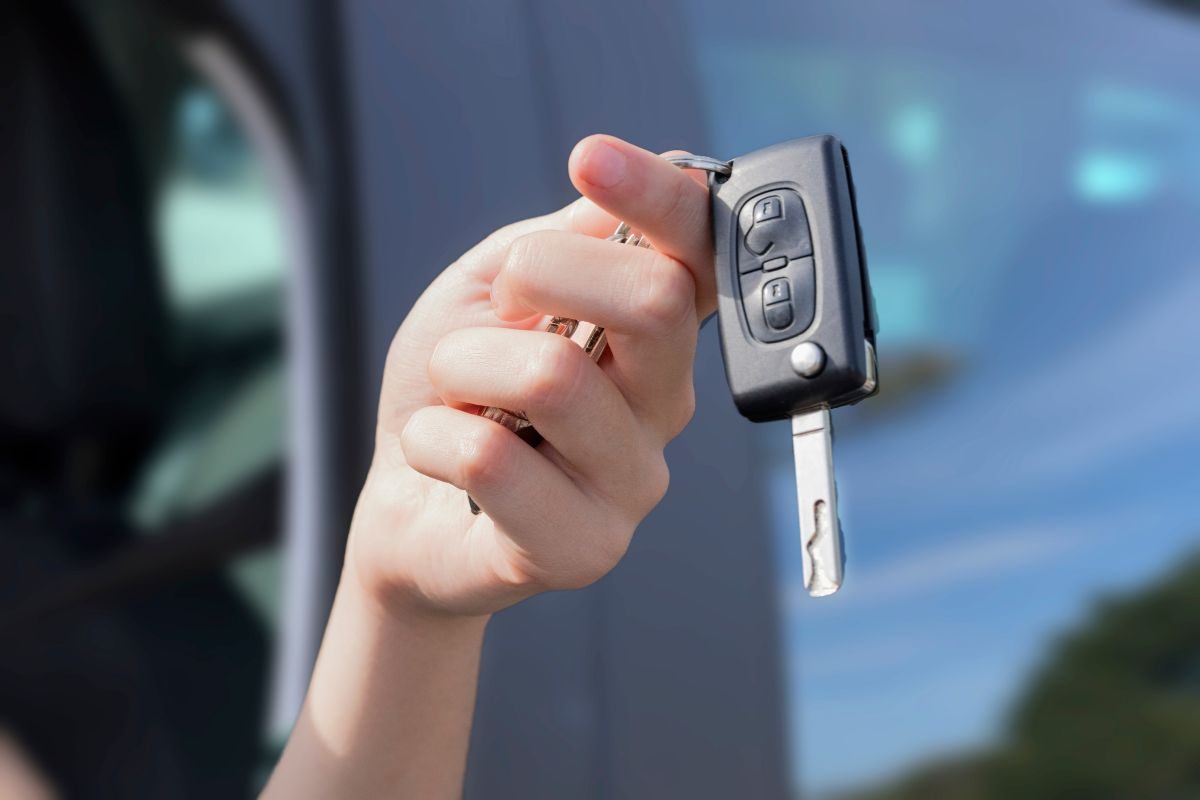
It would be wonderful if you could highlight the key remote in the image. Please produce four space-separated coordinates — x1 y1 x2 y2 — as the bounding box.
710 136 879 596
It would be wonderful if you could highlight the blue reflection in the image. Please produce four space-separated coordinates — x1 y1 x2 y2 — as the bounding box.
686 0 1200 795
862 260 931 348
888 104 941 168
1074 150 1160 203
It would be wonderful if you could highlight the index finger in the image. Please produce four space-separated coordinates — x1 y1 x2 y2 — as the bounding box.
567 134 716 316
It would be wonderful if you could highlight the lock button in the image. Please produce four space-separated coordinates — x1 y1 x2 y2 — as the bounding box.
739 188 813 271
763 277 790 305
753 195 783 225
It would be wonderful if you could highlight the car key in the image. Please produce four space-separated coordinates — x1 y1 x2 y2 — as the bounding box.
467 140 877 601
710 136 878 597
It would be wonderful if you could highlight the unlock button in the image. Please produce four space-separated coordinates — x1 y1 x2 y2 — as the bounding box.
740 256 815 342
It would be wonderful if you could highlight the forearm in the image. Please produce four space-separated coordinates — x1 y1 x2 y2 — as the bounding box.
263 134 710 797
263 572 489 799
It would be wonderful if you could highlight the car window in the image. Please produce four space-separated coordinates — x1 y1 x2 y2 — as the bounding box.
0 3 292 793
85 1 287 630
683 1 1200 796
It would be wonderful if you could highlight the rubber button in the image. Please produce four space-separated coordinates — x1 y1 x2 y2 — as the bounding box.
765 301 793 330
763 256 788 272
763 278 790 305
753 196 782 223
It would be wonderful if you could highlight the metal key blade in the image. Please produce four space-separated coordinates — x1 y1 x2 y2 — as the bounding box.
791 407 844 597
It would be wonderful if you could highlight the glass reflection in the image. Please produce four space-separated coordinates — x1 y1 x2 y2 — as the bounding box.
683 0 1200 796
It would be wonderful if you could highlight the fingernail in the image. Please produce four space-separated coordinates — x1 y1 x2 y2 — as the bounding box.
582 140 627 188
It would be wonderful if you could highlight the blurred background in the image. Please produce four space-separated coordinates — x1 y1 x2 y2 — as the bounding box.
1 0 1199 797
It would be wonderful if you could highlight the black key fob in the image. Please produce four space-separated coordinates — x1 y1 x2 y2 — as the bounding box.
710 136 878 423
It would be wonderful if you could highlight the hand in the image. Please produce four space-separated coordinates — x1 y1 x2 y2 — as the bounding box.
264 135 715 798
346 134 713 617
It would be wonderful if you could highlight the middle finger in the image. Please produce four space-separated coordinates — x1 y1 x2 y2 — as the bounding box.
490 229 699 429
427 326 664 505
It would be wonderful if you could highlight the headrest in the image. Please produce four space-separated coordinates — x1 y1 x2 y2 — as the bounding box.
0 2 169 448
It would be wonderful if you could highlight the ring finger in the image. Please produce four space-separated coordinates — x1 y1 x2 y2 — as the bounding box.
490 229 699 433
427 326 666 506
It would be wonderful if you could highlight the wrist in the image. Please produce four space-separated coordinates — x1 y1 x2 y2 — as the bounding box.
340 552 493 636
269 544 489 799
345 462 535 619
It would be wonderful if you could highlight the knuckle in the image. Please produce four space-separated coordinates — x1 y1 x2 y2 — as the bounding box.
614 450 670 518
549 566 591 592
640 453 671 509
636 255 696 331
660 172 704 232
558 526 634 591
554 456 667 591
501 230 550 285
492 560 542 595
549 571 589 592
491 219 529 246
459 421 512 489
522 335 585 414
479 221 519 253
426 330 463 385
397 407 430 455
383 410 423 471
666 386 697 438
475 218 541 263
598 526 635 573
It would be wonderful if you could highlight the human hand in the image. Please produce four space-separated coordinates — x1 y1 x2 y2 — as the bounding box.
345 134 713 618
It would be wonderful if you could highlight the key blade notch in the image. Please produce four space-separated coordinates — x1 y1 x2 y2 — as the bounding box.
791 407 844 597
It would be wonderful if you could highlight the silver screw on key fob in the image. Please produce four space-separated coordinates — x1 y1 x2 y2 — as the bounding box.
710 136 879 597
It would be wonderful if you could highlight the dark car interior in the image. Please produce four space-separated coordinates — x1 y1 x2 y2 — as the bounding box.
0 2 282 794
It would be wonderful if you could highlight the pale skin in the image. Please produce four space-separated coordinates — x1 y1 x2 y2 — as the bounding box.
262 134 715 799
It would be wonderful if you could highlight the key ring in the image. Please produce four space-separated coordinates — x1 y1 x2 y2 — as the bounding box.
609 153 732 240
664 153 732 176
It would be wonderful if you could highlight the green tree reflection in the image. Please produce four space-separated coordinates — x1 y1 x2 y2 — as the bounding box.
847 551 1200 800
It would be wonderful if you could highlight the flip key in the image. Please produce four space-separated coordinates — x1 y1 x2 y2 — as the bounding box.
468 141 878 601
710 136 879 596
